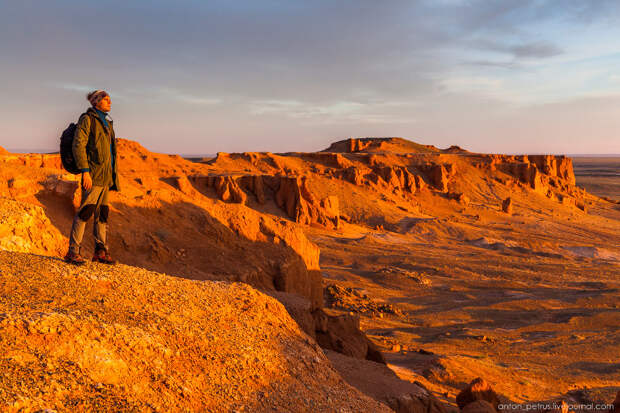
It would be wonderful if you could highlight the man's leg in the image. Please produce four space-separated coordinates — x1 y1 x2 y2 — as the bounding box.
93 186 110 252
68 186 104 256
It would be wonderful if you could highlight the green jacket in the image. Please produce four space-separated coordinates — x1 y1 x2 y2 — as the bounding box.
72 107 120 191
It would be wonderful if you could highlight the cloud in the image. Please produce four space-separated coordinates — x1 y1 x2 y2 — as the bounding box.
172 94 221 105
3 1 620 154
56 83 96 93
510 42 563 59
465 60 520 69
249 99 415 125
472 39 563 61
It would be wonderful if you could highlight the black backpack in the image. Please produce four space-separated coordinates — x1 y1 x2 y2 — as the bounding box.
60 113 94 174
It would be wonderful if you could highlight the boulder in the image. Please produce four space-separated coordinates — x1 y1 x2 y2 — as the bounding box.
502 197 513 214
449 192 470 206
456 378 500 412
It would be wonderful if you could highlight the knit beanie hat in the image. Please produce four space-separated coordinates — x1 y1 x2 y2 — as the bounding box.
87 90 109 107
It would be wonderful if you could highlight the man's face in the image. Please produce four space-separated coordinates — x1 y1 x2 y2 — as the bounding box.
96 95 112 112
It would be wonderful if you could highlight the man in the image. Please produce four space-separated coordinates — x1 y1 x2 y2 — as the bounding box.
64 90 120 265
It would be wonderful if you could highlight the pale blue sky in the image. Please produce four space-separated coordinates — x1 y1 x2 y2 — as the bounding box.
1 0 619 154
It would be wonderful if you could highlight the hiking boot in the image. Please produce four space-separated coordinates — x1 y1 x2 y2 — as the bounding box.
64 251 86 265
92 249 116 265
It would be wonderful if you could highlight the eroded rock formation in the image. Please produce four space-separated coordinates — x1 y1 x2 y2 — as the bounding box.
315 313 385 364
456 378 500 412
326 350 447 413
188 173 341 230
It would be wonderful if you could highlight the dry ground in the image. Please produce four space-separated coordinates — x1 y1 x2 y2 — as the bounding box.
308 159 620 406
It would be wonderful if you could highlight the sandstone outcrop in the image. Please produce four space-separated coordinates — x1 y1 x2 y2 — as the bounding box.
493 155 576 196
0 146 8 155
326 350 447 413
528 155 575 186
444 145 469 154
315 313 385 364
43 174 81 209
368 166 426 193
189 173 341 229
213 175 248 204
1 153 62 169
275 176 340 229
421 163 453 192
272 292 388 365
0 198 66 256
456 378 500 412
0 251 390 412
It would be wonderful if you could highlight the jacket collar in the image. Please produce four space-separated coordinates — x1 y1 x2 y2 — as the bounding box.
86 107 113 132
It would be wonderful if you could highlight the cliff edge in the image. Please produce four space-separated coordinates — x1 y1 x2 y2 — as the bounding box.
0 250 389 412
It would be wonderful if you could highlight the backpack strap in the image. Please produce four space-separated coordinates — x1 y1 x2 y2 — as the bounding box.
79 112 97 142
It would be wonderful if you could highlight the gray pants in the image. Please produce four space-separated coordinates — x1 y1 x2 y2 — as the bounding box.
69 186 110 254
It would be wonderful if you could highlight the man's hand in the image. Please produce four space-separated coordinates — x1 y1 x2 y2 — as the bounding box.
82 172 93 191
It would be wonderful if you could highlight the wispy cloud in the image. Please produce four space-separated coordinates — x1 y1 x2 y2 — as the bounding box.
55 84 220 105
152 88 221 105
56 83 95 93
53 83 128 100
175 95 220 105
510 42 563 59
249 99 415 124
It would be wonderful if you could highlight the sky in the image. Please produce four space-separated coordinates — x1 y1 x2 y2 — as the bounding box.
1 0 619 155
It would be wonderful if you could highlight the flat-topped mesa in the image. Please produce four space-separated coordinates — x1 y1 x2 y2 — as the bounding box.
322 137 440 154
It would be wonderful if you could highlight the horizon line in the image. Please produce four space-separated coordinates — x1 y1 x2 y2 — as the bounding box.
4 147 620 158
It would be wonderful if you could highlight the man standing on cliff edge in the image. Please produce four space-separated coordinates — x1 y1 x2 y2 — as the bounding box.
64 90 120 265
